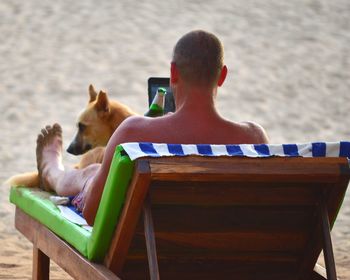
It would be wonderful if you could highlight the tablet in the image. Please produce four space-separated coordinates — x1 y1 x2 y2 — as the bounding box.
147 77 175 113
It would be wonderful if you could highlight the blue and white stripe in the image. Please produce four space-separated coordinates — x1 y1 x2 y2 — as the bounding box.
120 141 350 161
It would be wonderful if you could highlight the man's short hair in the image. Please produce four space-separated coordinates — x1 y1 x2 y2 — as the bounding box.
172 30 224 87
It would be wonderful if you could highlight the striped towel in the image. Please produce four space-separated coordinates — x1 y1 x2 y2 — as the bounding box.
121 142 350 161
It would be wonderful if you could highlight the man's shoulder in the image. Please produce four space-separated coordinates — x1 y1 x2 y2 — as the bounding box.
241 121 263 131
113 115 161 143
240 121 269 144
117 115 150 134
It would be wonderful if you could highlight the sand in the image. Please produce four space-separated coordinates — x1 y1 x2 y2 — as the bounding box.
1 0 349 279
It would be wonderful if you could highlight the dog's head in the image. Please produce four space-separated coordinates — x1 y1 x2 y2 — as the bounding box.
67 85 114 155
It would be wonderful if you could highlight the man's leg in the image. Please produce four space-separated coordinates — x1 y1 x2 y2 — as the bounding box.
36 123 99 196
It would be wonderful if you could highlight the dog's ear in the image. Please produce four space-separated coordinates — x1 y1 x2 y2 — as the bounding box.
89 84 98 103
95 90 110 114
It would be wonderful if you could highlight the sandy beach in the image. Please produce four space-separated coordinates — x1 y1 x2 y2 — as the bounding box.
1 0 349 279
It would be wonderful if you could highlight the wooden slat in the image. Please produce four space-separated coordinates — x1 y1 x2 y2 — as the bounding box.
33 246 49 280
125 249 299 263
149 205 315 232
122 259 298 280
122 246 329 280
151 182 320 205
126 232 301 261
143 194 160 280
320 196 337 280
15 208 120 280
147 157 349 183
105 160 152 274
154 231 307 252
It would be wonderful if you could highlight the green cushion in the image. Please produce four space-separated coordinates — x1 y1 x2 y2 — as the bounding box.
10 187 91 256
87 146 134 260
9 145 135 261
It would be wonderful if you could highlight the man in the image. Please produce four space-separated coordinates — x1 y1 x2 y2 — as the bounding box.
36 30 269 225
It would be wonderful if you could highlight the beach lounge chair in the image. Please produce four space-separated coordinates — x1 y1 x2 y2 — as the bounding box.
10 142 350 279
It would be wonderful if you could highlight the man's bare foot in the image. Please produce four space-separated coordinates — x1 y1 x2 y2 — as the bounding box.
36 123 64 192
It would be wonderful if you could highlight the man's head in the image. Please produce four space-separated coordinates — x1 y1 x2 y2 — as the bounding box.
172 30 226 88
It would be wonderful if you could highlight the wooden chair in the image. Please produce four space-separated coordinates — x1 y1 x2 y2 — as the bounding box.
14 156 350 279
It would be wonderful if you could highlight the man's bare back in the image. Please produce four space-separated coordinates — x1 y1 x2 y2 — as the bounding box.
107 102 267 147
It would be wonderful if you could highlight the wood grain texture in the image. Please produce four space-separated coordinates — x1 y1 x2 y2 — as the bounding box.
32 246 49 280
14 156 349 279
143 194 160 280
15 208 120 280
119 156 349 279
105 160 152 274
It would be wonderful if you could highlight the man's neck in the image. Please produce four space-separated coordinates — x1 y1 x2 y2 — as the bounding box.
174 83 219 117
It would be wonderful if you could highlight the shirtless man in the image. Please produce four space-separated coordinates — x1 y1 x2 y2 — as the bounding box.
36 30 269 225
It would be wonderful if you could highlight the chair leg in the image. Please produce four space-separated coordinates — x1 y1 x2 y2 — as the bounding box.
320 198 337 280
143 193 160 280
33 246 50 280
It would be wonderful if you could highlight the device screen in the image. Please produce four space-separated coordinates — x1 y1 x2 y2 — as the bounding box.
148 77 175 113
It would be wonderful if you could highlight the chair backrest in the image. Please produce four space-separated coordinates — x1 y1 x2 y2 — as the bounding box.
105 156 350 280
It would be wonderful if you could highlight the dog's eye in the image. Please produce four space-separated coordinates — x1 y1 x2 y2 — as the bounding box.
78 122 86 132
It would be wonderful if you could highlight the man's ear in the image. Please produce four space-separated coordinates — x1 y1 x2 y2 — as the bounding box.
217 65 227 87
170 62 179 84
95 91 110 114
88 84 98 103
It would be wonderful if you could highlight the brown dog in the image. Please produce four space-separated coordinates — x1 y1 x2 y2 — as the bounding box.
67 85 135 156
6 85 136 188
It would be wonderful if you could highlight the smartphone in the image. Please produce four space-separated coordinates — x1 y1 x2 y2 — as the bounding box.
147 77 175 113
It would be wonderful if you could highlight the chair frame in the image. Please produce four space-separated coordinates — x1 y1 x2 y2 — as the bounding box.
14 156 350 279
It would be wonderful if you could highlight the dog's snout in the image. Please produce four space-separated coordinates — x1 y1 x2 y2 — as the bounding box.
67 141 83 155
67 141 92 155
67 143 78 155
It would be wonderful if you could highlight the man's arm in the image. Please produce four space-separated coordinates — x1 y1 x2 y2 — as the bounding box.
82 116 144 225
